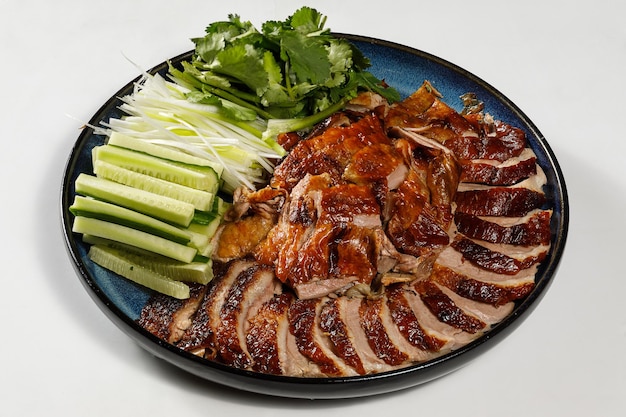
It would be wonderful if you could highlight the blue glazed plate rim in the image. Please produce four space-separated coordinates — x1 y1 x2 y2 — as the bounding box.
60 34 569 399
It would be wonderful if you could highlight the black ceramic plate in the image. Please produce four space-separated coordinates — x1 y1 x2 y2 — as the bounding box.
61 34 569 399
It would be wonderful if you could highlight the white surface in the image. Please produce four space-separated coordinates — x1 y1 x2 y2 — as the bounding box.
1 0 624 415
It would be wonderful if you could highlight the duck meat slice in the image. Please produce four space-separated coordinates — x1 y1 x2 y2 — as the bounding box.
386 174 450 258
455 187 547 217
384 81 475 144
317 183 382 228
430 263 534 307
288 298 357 376
460 148 538 186
291 224 379 299
445 115 527 162
434 282 516 326
271 113 391 191
343 143 409 190
216 264 281 369
319 297 368 375
386 285 447 352
246 292 294 375
138 283 208 344
454 210 552 246
176 259 255 358
451 236 547 275
359 297 409 366
457 164 547 194
399 285 479 350
414 280 486 334
255 173 331 281
435 245 539 287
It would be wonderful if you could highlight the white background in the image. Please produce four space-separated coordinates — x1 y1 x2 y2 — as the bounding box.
2 0 625 415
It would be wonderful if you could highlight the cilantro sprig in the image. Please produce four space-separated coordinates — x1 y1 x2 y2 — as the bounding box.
168 7 400 141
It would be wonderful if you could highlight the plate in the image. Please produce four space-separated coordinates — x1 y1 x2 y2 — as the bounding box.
61 34 569 399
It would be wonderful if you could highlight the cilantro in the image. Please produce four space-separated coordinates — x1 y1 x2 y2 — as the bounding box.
170 7 400 140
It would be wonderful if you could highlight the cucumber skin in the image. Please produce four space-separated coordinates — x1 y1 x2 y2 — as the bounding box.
72 216 197 263
70 195 192 245
94 159 215 212
94 144 220 193
82 236 214 285
74 173 195 227
88 245 191 299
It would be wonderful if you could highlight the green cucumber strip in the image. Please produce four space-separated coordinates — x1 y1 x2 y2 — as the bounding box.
82 236 214 285
186 217 222 257
70 196 192 245
73 216 197 263
107 131 224 177
88 244 190 299
75 173 194 227
93 144 219 192
93 160 215 211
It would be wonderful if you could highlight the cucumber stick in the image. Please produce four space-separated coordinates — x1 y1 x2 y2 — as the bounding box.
107 131 224 177
93 144 219 193
70 195 192 245
88 244 191 299
74 173 195 227
73 216 197 263
93 160 215 211
82 236 214 285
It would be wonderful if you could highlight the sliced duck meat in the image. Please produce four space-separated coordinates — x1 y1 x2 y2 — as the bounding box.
288 298 357 376
455 187 547 217
430 263 534 307
359 297 408 366
399 285 478 349
435 245 538 286
271 113 390 191
414 280 486 334
255 173 332 281
319 297 367 375
386 170 451 258
446 115 527 162
386 285 447 352
434 282 515 326
343 143 408 190
246 292 293 375
457 164 547 194
317 183 381 228
454 210 552 246
459 148 538 186
177 259 255 358
320 296 393 375
216 264 281 369
138 283 207 344
450 236 547 275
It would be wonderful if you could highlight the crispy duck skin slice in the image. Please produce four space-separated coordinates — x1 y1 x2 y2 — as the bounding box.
451 236 547 275
386 285 447 351
414 280 486 334
359 297 408 366
455 187 547 217
454 210 552 246
430 263 534 307
289 298 353 376
138 283 207 344
216 264 279 369
176 259 255 358
246 292 294 375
